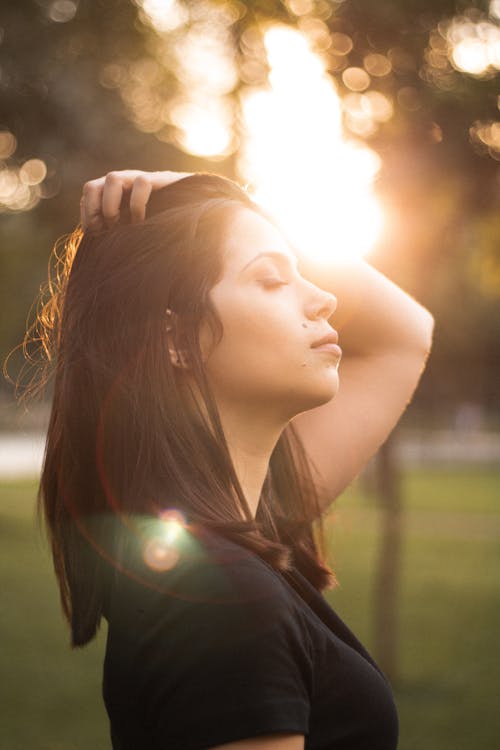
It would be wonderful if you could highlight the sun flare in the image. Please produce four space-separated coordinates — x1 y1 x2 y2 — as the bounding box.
238 25 384 264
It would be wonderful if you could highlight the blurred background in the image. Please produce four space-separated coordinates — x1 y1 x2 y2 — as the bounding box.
0 1 499 748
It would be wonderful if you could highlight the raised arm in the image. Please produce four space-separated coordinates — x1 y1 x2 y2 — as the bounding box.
292 256 434 508
79 170 434 511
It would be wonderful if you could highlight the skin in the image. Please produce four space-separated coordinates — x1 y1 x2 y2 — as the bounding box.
193 207 339 519
81 170 434 750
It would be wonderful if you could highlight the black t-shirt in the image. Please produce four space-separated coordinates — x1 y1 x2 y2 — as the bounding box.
102 524 398 750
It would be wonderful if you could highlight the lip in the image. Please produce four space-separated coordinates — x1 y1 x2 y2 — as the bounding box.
311 330 339 348
312 342 342 358
310 330 342 359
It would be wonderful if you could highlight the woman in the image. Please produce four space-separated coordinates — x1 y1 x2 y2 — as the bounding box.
34 169 433 750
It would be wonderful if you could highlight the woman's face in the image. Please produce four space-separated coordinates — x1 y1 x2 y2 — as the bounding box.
199 207 341 422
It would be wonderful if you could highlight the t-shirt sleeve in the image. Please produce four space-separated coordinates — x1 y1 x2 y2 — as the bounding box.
105 550 314 750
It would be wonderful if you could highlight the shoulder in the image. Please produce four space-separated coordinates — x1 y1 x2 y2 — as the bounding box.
107 523 300 630
103 523 315 749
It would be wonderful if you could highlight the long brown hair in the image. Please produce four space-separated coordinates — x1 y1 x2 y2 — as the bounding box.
23 173 335 646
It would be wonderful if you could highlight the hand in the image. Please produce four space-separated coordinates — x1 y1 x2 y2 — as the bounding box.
80 169 193 231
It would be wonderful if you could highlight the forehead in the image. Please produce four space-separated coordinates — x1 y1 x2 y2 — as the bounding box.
221 208 295 273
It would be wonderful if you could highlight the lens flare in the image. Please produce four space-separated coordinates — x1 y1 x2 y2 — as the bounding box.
159 508 186 542
143 539 180 572
142 509 186 572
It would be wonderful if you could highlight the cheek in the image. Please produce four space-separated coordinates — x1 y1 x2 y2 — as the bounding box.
201 286 338 411
203 295 295 385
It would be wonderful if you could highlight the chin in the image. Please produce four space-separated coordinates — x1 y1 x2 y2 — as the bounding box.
291 374 339 416
313 367 339 400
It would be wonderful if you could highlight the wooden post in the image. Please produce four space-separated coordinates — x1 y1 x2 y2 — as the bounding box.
373 434 403 683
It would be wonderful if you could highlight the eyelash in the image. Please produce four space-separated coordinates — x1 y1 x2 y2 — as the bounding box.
259 277 289 289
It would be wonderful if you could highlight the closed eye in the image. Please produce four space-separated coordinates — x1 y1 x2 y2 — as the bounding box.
258 277 289 289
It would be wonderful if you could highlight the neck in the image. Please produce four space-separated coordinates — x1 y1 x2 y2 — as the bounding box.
217 403 286 520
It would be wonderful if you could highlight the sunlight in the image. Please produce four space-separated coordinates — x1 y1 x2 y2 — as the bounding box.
170 99 234 158
447 15 500 76
135 0 188 33
238 25 384 263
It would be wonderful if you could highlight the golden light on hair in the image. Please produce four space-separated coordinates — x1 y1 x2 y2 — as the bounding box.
238 24 385 263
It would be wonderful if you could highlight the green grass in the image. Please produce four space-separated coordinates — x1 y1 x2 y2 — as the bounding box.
324 468 500 750
1 469 499 749
0 480 108 750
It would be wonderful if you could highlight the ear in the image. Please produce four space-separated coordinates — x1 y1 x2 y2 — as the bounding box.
166 308 190 370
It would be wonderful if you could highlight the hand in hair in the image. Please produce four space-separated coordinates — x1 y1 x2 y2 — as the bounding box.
80 170 193 231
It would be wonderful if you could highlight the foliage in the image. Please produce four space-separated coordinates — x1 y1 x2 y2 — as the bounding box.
0 0 498 414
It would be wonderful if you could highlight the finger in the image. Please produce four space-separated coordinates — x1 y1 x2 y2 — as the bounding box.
129 176 153 223
81 178 105 231
102 172 126 226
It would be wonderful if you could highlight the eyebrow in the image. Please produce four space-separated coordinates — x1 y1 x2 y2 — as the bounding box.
241 251 299 273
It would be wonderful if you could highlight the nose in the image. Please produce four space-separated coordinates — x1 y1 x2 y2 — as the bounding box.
304 283 337 321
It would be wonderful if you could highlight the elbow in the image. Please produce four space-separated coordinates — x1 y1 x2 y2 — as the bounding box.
414 307 435 364
423 308 435 353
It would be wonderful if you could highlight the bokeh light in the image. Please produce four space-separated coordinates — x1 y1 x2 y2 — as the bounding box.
19 159 48 186
330 32 353 56
0 130 17 159
238 25 384 263
0 159 46 213
170 100 234 157
469 119 500 159
47 0 79 24
444 13 500 78
363 53 392 78
124 0 238 158
342 67 371 92
136 0 188 32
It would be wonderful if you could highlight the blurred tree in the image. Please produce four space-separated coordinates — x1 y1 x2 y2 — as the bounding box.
1 0 499 414
1 0 498 691
0 0 185 366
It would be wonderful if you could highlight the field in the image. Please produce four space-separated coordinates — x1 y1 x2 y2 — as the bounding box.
1 468 499 750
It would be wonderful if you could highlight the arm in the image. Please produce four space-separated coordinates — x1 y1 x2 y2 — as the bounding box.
208 735 304 750
293 256 434 508
79 170 434 510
